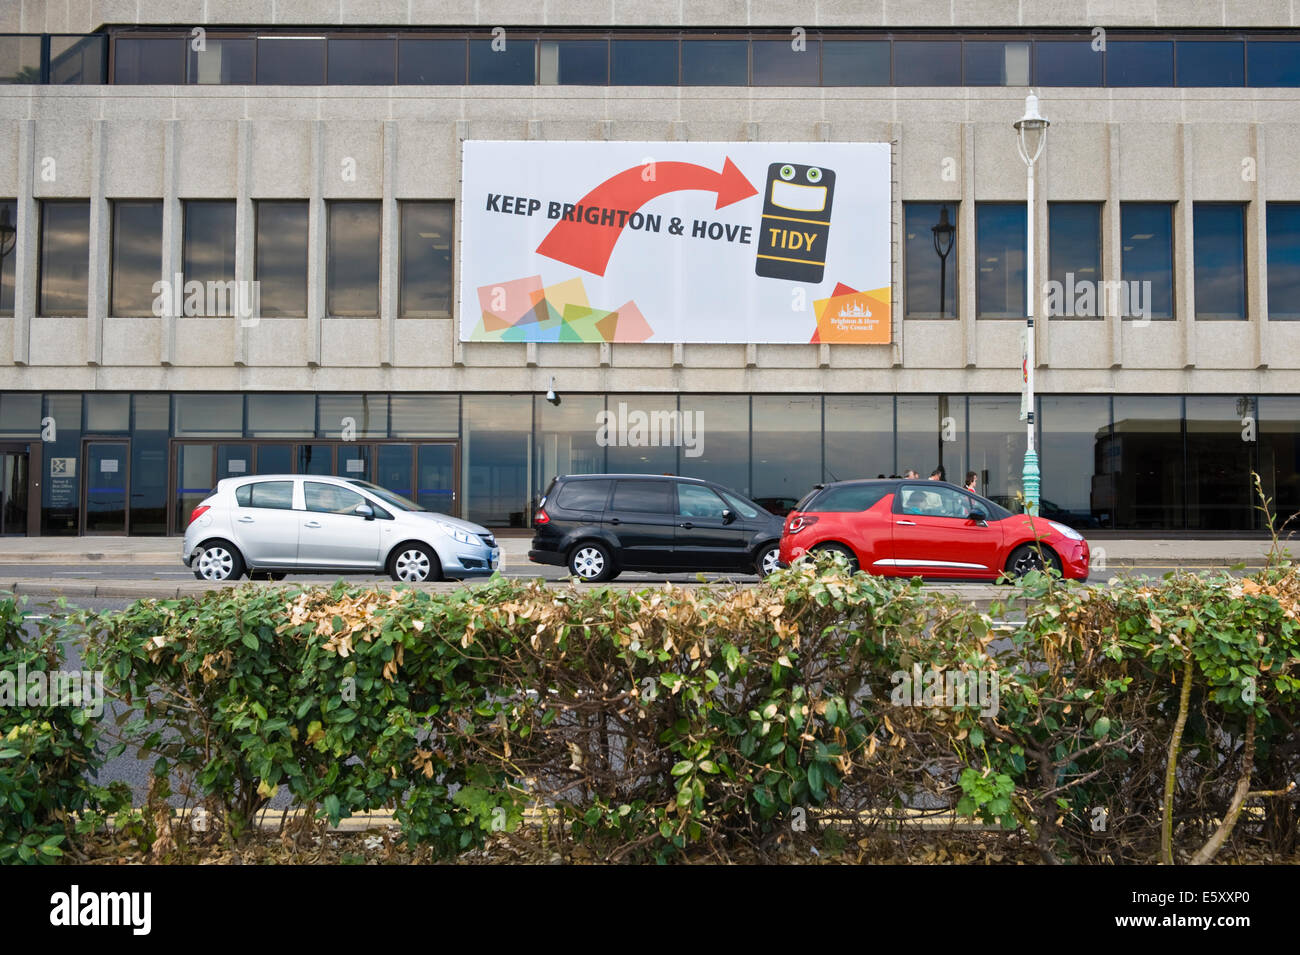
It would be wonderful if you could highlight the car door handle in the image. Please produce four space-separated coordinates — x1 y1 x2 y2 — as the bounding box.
608 518 621 525
237 516 255 523
304 521 322 529
896 520 916 526
678 522 694 529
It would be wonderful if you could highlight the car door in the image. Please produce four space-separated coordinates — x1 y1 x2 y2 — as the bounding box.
674 483 748 570
231 479 300 567
890 483 1004 579
297 480 383 569
606 479 677 570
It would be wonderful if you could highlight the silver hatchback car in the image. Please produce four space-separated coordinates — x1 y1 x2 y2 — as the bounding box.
182 474 501 583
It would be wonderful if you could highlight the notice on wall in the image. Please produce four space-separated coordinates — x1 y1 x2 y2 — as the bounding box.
48 457 77 508
459 141 892 344
345 459 365 473
100 459 119 474
228 459 247 474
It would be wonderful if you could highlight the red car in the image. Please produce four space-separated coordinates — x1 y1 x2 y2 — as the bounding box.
778 479 1090 582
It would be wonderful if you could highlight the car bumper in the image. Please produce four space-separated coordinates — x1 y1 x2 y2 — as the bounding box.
440 546 501 578
528 547 566 567
1057 538 1090 580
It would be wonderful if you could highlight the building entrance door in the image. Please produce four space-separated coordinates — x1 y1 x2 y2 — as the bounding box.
0 444 36 536
83 440 130 534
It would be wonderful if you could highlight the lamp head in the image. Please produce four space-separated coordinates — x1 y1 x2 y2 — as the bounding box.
545 376 561 407
1014 92 1050 166
931 205 955 258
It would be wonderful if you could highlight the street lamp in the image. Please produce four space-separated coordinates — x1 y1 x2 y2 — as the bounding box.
1013 92 1049 516
931 205 955 318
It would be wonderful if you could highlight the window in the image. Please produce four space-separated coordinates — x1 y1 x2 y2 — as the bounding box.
113 36 185 84
555 479 612 511
897 395 965 487
825 396 893 480
752 396 821 511
1266 204 1300 320
248 393 315 437
399 201 452 317
1047 203 1103 319
50 35 107 84
1193 204 1247 320
535 395 606 504
304 481 365 514
462 395 529 526
1034 40 1101 86
469 37 535 84
173 393 242 437
821 41 889 86
39 200 90 316
398 39 467 84
318 394 388 438
1259 397 1300 526
611 39 677 85
0 35 42 83
182 200 236 316
676 483 728 518
257 37 325 84
898 483 971 519
1106 41 1172 86
327 37 395 84
1176 40 1243 87
964 41 1030 86
967 396 1025 506
611 479 672 513
605 394 678 474
976 203 1026 318
1112 396 1184 530
236 480 295 510
0 199 14 316
1185 397 1254 530
752 39 819 86
327 201 381 317
904 203 958 319
390 394 458 437
539 40 607 85
681 40 747 85
1247 41 1300 87
1120 203 1175 320
676 395 749 495
188 37 254 84
1040 395 1111 529
255 200 309 317
110 200 162 317
894 41 960 85
806 483 890 512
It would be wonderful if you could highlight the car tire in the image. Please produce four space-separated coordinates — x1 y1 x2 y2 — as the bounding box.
568 542 617 583
811 542 860 574
1006 543 1062 579
193 541 245 582
389 544 442 583
754 542 781 578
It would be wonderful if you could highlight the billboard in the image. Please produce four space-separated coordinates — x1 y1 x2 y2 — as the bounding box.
459 141 891 344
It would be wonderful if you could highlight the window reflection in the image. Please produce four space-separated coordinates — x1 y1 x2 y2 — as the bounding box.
534 394 606 510
188 37 254 84
399 202 453 317
821 41 889 86
39 200 90 316
964 41 1030 86
327 201 381 317
50 35 106 84
897 396 965 487
611 39 678 85
182 201 236 316
1247 41 1300 87
1040 396 1110 529
463 395 531 526
968 396 1025 507
1176 41 1243 87
1193 204 1247 320
469 38 535 84
1112 396 1184 530
256 37 325 85
824 396 893 481
752 396 821 513
904 203 959 319
1267 204 1300 320
1120 203 1175 320
1035 40 1101 86
113 37 185 84
327 37 395 84
604 394 678 474
681 40 747 86
398 39 467 84
539 40 607 85
110 200 162 317
1259 397 1300 526
752 39 819 86
0 35 42 83
1185 396 1255 530
0 199 14 316
677 396 750 495
255 201 309 318
1047 203 1102 319
1106 41 1172 86
894 41 961 85
976 203 1026 319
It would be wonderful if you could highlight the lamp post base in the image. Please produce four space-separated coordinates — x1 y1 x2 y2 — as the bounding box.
1023 450 1040 516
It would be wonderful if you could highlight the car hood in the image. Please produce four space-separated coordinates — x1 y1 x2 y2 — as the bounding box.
406 510 494 539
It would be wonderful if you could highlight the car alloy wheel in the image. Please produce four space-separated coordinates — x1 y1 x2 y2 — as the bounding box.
812 543 860 574
392 546 438 583
195 543 242 582
756 543 781 577
1008 543 1060 578
569 543 613 582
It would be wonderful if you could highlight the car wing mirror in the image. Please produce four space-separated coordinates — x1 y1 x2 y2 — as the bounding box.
968 508 987 525
355 503 375 520
722 508 736 524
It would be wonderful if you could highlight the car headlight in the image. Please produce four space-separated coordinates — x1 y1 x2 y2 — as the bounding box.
1049 520 1082 541
436 521 483 546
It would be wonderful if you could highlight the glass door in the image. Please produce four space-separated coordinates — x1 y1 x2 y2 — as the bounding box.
0 447 30 536
83 440 130 534
175 443 214 531
417 443 457 515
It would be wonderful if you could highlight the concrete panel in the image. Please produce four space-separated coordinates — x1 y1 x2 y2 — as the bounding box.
1115 124 1181 200
409 0 481 25
28 317 88 365
1042 124 1110 201
755 344 820 368
176 121 240 197
104 121 166 197
1046 320 1110 369
203 0 278 23
137 0 205 22
1187 124 1256 201
338 0 410 24
32 121 94 197
321 318 381 366
1193 322 1258 368
825 345 895 369
901 321 965 368
1120 322 1187 368
898 122 963 202
321 121 385 199
172 318 238 366
100 318 165 365
248 122 312 197
1221 0 1294 26
973 123 1032 202
0 318 12 363
242 317 309 365
393 318 451 366
974 321 1025 370
1263 126 1300 200
612 344 674 367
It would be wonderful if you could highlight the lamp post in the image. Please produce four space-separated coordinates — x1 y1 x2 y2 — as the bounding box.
931 205 955 318
1014 93 1049 516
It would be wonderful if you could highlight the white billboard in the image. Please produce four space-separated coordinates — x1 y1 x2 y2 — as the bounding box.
459 141 892 345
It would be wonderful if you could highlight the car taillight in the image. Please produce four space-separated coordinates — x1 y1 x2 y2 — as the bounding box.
188 504 210 526
787 514 819 533
534 508 550 525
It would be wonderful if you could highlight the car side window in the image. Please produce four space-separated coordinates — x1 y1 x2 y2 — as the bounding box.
304 481 366 516
610 480 672 514
899 484 970 519
236 480 294 510
677 484 728 518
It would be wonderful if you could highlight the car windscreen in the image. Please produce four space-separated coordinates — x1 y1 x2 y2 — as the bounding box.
802 484 891 512
718 488 761 519
346 480 425 512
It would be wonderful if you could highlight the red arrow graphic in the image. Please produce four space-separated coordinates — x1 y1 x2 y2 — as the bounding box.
535 157 758 276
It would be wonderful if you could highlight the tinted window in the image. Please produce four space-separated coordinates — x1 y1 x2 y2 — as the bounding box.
611 40 677 85
555 479 612 510
681 40 747 86
1048 203 1102 318
806 484 890 512
113 37 185 84
1106 41 1172 86
188 37 254 84
964 41 1030 86
257 38 325 85
304 481 365 514
237 480 294 509
327 37 395 84
1121 202 1174 319
255 201 309 317
752 39 819 87
1177 41 1243 87
50 35 107 84
676 483 728 518
0 200 14 316
1247 41 1300 87
611 480 672 514
327 201 381 317
469 38 535 84
0 35 42 83
894 41 960 85
821 41 889 86
398 39 466 84
898 484 972 519
1267 203 1300 320
182 200 236 316
976 203 1026 318
905 202 958 318
1193 204 1246 320
1035 40 1101 86
41 200 91 315
399 201 452 317
539 40 607 85
719 489 760 519
110 200 162 317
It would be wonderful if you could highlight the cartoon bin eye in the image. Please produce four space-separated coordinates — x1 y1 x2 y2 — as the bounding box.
779 164 796 181
806 167 822 183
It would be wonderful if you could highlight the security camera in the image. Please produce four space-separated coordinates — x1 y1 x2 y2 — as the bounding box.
546 377 561 406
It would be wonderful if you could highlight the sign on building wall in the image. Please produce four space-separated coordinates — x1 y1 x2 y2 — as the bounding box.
459 141 892 344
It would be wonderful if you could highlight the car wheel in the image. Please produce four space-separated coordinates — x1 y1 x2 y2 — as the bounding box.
811 543 860 574
390 544 442 583
568 542 617 583
1006 543 1062 579
755 542 781 578
193 541 244 582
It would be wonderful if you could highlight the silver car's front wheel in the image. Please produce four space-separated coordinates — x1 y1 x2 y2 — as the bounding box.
391 545 440 583
194 542 243 582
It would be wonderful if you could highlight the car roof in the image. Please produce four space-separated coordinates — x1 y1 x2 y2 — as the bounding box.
556 473 710 484
216 474 357 485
